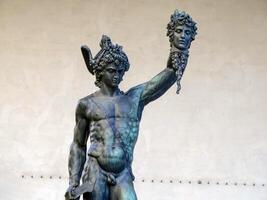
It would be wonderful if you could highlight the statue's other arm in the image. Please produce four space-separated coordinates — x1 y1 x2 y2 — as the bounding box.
68 100 89 187
140 56 179 105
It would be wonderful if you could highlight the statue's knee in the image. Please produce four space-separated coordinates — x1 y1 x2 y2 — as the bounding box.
117 185 137 200
120 192 137 200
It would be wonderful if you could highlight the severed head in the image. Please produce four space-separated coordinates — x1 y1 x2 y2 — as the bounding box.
167 10 197 51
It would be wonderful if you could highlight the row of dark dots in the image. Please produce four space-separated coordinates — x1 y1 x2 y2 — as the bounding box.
20 175 265 187
21 175 64 179
138 179 265 187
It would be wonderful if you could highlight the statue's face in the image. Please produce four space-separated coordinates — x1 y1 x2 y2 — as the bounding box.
172 25 193 50
101 63 125 88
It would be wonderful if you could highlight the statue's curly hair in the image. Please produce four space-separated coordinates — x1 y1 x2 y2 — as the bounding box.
93 35 130 88
167 10 197 43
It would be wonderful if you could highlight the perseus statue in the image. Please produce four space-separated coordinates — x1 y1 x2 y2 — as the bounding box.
65 10 197 200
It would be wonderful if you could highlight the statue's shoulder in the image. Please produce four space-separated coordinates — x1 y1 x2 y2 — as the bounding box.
77 93 96 109
125 83 146 97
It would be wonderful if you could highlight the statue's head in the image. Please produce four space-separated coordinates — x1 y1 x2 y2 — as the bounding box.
84 35 130 88
167 10 197 51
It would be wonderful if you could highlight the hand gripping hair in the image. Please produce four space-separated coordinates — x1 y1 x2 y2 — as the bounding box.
166 10 198 94
81 35 130 87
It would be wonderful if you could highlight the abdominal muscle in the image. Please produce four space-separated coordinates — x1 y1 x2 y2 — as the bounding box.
88 126 127 174
96 144 126 173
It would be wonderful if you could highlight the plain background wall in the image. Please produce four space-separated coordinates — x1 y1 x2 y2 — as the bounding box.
0 0 267 199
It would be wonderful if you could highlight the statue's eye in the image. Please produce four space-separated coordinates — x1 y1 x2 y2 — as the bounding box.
185 30 191 35
175 29 182 33
107 69 115 73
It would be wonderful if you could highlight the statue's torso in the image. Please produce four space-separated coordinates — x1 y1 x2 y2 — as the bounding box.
82 86 144 173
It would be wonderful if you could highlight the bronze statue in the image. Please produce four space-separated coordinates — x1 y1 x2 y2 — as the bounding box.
65 10 197 200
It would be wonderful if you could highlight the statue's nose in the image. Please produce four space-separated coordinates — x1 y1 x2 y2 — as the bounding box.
114 73 119 79
115 70 122 76
181 31 185 38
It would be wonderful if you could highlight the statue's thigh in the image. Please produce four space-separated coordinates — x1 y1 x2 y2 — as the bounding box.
83 175 109 200
110 180 137 200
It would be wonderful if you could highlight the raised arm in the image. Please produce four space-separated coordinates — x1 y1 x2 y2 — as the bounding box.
140 9 198 105
68 100 89 188
140 54 182 105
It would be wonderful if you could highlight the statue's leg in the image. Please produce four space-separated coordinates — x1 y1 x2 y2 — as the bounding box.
110 169 137 200
82 157 109 200
83 174 108 200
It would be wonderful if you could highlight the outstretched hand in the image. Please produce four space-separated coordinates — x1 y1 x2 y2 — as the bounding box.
167 46 189 73
167 46 190 94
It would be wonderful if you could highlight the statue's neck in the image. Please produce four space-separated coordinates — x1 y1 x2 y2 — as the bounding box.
99 85 121 97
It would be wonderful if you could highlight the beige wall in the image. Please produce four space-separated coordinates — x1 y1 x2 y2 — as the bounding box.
0 0 267 199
